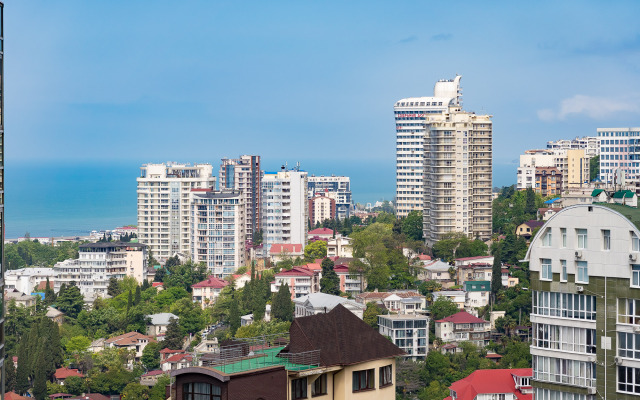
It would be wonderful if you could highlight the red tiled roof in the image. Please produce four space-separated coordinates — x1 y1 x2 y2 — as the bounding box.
418 254 432 260
304 263 322 271
37 280 54 291
308 228 333 235
152 282 163 287
448 369 532 400
159 348 185 354
192 275 229 289
141 370 166 377
105 331 156 346
275 266 315 277
333 264 350 273
165 353 193 363
269 243 303 254
436 311 487 324
54 367 84 380
49 394 73 399
6 392 29 400
460 263 492 269
522 220 545 228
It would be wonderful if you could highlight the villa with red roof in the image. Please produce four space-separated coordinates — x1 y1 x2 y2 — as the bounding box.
306 227 335 241
269 243 304 263
271 266 319 299
231 271 252 289
444 368 533 400
191 275 229 309
435 311 491 347
333 264 365 294
53 367 84 385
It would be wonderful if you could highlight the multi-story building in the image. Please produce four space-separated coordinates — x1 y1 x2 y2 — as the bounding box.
422 103 493 247
189 189 246 277
517 148 590 192
378 314 429 360
307 175 352 219
327 236 353 258
261 168 308 255
54 242 148 300
5 268 56 295
535 166 563 197
394 76 462 217
597 127 640 184
547 136 600 157
271 266 319 299
435 311 491 347
293 293 365 319
137 163 216 262
333 264 364 295
308 195 336 225
219 155 261 243
526 204 640 399
191 276 229 309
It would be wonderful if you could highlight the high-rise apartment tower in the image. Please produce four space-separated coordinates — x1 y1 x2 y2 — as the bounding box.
219 155 261 243
394 76 462 217
137 163 216 262
422 102 493 247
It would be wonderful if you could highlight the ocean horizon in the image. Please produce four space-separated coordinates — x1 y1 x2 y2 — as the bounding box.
5 159 517 239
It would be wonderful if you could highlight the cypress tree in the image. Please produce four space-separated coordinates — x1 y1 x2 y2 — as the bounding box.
134 286 142 305
127 290 133 310
320 258 340 295
272 283 294 322
163 318 183 350
15 342 29 395
32 360 47 400
44 277 55 304
5 355 16 393
107 277 120 297
252 295 266 323
491 251 503 298
229 297 241 336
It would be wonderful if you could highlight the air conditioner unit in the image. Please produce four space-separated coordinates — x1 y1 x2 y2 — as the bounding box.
631 254 638 262
575 250 582 259
576 286 584 293
615 357 621 365
587 387 597 395
634 326 640 333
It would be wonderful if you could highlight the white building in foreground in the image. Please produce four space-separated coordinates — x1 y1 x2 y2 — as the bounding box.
379 314 429 360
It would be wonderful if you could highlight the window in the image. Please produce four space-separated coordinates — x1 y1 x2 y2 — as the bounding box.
292 378 308 400
603 230 611 250
618 365 640 394
618 298 640 324
541 259 553 280
577 261 589 283
542 229 552 246
577 229 587 249
633 265 640 287
312 374 327 396
379 365 392 387
561 228 567 247
633 232 640 252
619 332 640 359
532 291 596 320
561 260 567 282
352 369 375 392
183 383 221 400
533 355 595 387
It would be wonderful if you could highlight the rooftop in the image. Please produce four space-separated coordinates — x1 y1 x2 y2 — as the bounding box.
308 227 333 235
445 368 532 400
79 241 145 250
191 190 243 199
596 203 640 230
269 243 303 254
436 311 488 324
148 312 178 325
378 314 429 320
192 276 229 289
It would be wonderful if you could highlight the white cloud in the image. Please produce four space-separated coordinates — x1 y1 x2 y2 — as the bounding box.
537 95 640 121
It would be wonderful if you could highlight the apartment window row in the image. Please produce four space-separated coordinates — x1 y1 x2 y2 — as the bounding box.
532 291 596 320
540 259 587 283
532 355 596 387
541 227 640 251
618 365 640 394
534 388 591 400
352 365 393 393
532 323 596 354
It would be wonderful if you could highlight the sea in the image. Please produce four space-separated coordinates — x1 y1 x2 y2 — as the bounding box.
5 159 516 239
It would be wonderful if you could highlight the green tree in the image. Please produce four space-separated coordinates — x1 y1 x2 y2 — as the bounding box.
15 339 30 394
134 286 142 305
432 232 488 263
122 382 150 400
590 155 600 181
525 187 536 214
64 376 86 395
5 355 16 393
430 297 459 321
65 335 91 357
149 375 171 400
363 302 385 330
491 251 503 297
44 277 56 304
402 210 423 241
320 258 340 295
56 284 84 319
163 318 183 350
271 283 294 322
304 240 327 261
141 342 161 371
419 380 451 400
228 297 241 336
33 360 48 400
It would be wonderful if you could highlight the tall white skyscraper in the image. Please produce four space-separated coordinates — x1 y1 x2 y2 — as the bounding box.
261 167 308 255
422 104 493 247
137 163 216 262
190 190 246 278
394 76 462 217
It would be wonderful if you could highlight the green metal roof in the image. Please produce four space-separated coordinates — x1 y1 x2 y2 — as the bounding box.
208 346 317 374
591 189 604 197
464 280 491 292
612 190 635 199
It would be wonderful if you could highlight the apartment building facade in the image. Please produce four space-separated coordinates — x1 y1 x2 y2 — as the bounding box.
423 105 493 246
189 190 246 277
517 149 590 192
394 76 461 217
308 195 336 225
435 311 491 347
261 168 308 255
137 163 216 262
526 204 640 399
307 175 353 219
597 127 640 184
547 136 600 157
219 155 261 243
379 314 429 360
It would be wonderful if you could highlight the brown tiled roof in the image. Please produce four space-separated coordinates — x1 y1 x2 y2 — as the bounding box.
105 331 156 346
280 304 404 366
54 367 84 379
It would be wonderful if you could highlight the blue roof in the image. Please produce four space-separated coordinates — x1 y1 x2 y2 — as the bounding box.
544 198 561 204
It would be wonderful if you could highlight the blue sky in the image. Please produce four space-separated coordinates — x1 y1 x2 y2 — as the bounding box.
7 1 640 175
